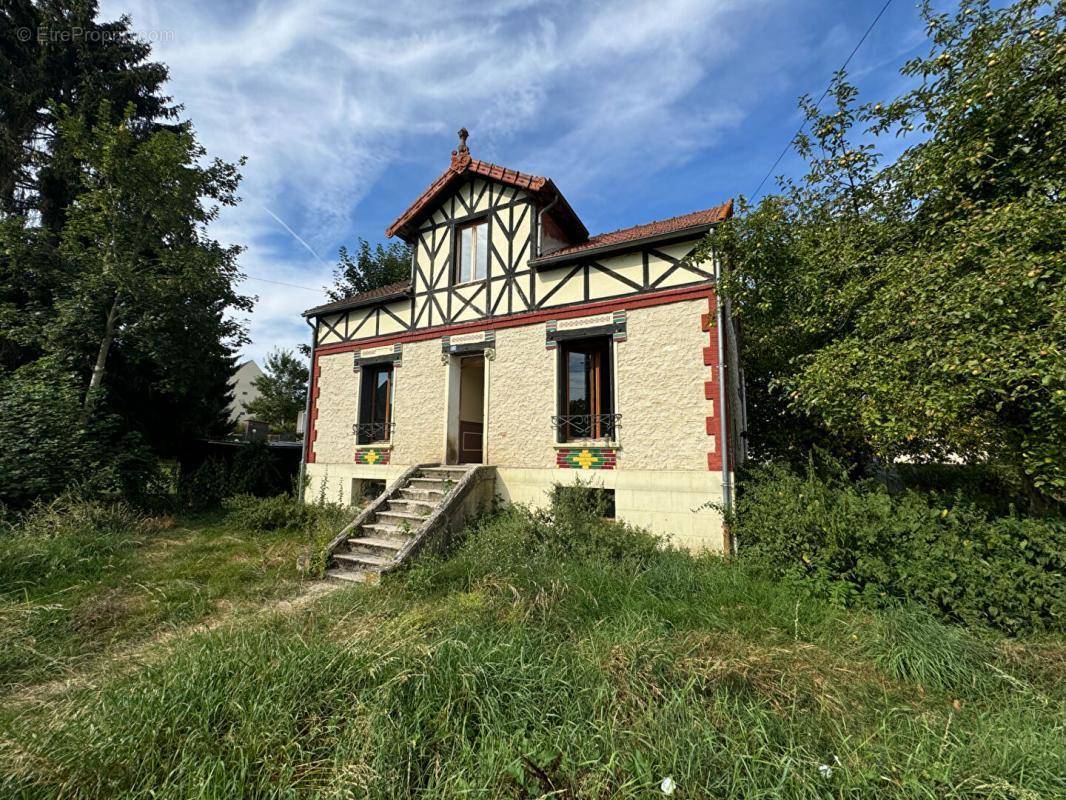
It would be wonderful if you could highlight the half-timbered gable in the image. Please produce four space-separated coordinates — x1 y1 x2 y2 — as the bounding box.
306 129 731 348
302 130 743 553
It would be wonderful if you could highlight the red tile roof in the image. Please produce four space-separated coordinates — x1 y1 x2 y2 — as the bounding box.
385 150 587 242
303 281 410 317
531 200 734 263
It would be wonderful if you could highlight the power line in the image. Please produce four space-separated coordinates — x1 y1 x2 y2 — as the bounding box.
244 275 322 293
749 0 894 203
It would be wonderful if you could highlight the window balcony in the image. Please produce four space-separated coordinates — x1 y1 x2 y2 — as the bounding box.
353 421 394 445
551 413 620 443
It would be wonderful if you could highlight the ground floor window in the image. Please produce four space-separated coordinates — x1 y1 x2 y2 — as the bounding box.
357 364 393 444
556 336 616 441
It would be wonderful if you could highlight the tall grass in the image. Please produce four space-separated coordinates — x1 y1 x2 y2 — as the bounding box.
3 498 1063 798
0 496 145 596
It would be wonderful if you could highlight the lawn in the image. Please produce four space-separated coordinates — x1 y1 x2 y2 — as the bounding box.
1 498 1063 799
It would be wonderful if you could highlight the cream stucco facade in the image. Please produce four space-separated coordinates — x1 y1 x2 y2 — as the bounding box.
304 297 732 551
302 132 741 552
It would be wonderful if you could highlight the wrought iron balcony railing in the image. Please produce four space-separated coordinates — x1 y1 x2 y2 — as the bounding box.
551 413 621 442
353 421 394 444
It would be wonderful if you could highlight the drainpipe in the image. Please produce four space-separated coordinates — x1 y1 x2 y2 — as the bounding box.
297 315 317 505
536 194 560 257
715 250 733 527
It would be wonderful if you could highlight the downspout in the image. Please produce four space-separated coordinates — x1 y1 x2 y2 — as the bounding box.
297 315 317 504
535 193 560 257
714 248 733 543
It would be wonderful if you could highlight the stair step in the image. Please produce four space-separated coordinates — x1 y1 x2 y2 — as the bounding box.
334 552 395 568
409 477 448 486
378 510 429 522
388 499 436 513
326 568 380 585
362 522 408 536
347 536 407 551
399 488 444 500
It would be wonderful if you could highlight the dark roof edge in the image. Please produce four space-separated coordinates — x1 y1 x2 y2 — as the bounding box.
529 222 720 267
303 285 411 318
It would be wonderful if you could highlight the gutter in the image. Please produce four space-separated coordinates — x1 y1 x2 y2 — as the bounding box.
535 193 560 257
715 247 733 532
297 316 317 504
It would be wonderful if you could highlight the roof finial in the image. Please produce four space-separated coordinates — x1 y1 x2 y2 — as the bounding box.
457 127 469 155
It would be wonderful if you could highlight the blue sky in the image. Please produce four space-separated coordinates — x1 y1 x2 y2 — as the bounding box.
98 0 933 365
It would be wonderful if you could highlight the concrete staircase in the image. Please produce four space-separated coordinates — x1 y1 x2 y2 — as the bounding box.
324 464 492 584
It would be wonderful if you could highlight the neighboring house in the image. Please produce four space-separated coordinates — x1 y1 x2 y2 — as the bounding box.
302 130 744 551
228 359 264 425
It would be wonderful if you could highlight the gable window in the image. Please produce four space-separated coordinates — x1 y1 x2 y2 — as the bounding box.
555 336 616 441
454 218 488 284
356 364 393 444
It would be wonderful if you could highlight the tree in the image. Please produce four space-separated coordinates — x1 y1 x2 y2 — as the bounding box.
326 238 411 301
713 0 1064 509
52 104 250 424
0 1 175 225
0 5 249 507
244 349 309 433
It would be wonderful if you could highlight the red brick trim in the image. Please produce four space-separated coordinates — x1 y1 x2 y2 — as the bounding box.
314 283 712 357
305 357 322 464
703 291 723 472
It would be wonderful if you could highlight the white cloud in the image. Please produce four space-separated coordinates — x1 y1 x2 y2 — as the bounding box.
100 0 768 365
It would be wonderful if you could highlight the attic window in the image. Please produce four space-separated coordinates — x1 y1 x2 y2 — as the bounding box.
454 218 488 285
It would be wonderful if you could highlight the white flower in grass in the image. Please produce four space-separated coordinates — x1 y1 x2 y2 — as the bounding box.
818 764 833 779
660 776 676 795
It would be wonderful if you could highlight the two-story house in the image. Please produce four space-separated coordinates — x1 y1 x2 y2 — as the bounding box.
302 130 743 551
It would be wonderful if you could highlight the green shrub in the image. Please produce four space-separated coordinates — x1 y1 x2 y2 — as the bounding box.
404 483 661 596
0 497 143 594
177 457 228 511
731 461 1066 633
223 493 314 532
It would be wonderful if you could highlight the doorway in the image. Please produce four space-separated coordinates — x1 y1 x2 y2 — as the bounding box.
455 355 484 464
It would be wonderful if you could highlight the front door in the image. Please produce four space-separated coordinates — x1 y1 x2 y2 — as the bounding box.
457 355 484 464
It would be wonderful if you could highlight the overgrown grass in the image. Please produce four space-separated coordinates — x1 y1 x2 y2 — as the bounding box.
0 495 351 693
2 496 1063 798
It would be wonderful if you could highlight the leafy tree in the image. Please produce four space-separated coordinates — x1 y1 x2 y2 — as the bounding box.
244 349 309 433
326 238 411 300
52 103 250 425
714 0 1065 509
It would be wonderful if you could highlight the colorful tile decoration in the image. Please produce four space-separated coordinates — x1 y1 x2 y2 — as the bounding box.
556 447 617 470
354 449 390 465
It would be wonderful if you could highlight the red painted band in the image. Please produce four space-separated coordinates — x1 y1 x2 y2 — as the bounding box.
314 283 713 356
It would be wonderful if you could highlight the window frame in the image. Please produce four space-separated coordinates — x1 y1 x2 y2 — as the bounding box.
453 217 489 286
555 335 616 442
357 363 394 444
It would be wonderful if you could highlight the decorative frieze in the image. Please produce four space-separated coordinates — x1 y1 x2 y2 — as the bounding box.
353 343 402 370
442 329 495 356
546 310 626 349
354 449 391 465
556 447 617 470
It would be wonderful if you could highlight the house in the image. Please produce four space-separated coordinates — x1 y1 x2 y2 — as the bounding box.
301 130 744 551
228 359 264 426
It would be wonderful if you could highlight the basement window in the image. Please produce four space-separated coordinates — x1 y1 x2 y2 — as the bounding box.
552 485 616 519
354 479 385 504
454 218 488 284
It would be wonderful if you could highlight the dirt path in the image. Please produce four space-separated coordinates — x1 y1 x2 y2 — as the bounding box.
6 580 342 709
